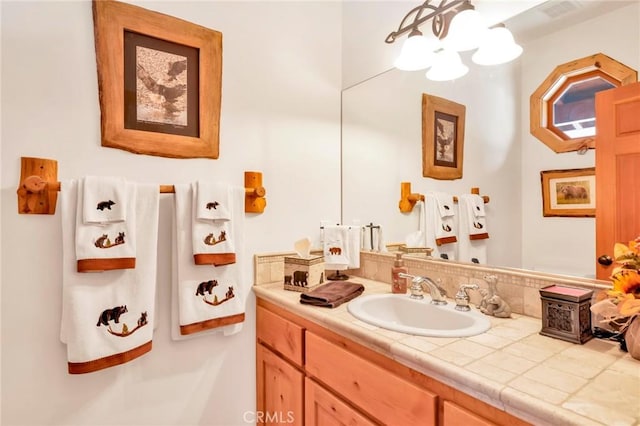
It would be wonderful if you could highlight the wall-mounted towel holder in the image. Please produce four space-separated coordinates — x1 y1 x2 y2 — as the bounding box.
398 182 490 213
16 156 267 215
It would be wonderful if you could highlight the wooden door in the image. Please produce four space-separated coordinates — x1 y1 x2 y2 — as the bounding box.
256 343 304 426
595 81 640 280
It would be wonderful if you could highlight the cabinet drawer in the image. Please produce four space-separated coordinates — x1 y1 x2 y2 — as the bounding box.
306 332 437 426
257 305 304 367
443 401 496 426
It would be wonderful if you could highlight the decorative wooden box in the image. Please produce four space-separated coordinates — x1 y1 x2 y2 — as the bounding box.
284 255 325 293
539 285 594 344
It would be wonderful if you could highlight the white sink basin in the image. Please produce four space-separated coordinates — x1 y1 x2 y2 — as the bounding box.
347 294 491 337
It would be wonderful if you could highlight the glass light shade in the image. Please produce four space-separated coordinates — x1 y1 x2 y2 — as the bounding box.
394 35 439 71
442 9 488 52
472 27 523 66
426 49 469 81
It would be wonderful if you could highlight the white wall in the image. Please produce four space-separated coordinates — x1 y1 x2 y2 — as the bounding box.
519 3 640 277
1 1 341 425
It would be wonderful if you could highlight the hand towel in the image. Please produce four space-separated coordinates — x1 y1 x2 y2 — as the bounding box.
60 180 159 374
431 192 457 246
82 176 127 224
346 225 361 268
457 194 489 264
195 181 231 221
173 184 246 338
300 282 365 308
191 182 236 266
75 178 136 272
323 225 350 270
424 193 457 260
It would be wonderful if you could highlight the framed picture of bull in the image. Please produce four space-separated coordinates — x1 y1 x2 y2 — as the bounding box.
541 167 596 217
93 0 222 159
422 94 466 180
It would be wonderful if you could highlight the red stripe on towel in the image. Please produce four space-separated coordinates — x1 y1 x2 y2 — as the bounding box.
193 253 236 266
77 258 136 272
68 341 152 374
470 233 489 240
435 236 457 246
180 313 245 335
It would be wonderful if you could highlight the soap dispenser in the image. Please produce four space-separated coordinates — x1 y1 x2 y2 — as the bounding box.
391 253 408 294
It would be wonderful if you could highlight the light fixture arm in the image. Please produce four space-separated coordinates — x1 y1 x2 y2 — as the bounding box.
385 0 469 44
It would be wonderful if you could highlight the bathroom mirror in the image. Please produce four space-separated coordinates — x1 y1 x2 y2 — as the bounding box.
341 0 639 279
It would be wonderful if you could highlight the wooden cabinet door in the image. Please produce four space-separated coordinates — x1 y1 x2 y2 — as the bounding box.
595 81 640 279
256 343 304 426
443 401 496 426
305 378 377 426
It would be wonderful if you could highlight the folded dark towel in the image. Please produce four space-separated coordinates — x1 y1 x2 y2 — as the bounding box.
300 281 365 308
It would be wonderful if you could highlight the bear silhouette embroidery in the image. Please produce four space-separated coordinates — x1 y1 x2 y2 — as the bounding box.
96 200 116 211
96 305 128 327
196 279 218 296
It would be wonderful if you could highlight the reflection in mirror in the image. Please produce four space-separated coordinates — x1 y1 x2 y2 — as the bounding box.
551 76 616 139
341 1 640 279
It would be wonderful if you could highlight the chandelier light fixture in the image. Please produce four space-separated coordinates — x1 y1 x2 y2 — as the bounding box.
386 0 523 81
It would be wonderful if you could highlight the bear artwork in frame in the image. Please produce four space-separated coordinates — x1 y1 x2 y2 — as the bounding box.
540 167 596 217
422 94 466 180
93 0 222 159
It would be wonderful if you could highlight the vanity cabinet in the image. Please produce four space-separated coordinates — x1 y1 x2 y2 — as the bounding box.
256 298 530 426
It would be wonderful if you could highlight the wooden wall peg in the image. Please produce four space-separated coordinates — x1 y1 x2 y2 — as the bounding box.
399 182 424 213
470 187 490 204
244 171 266 213
17 157 58 214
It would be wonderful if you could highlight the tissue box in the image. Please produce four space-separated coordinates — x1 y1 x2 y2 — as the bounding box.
284 255 325 293
539 285 593 344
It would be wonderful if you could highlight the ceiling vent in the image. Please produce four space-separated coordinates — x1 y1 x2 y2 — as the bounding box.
539 1 582 19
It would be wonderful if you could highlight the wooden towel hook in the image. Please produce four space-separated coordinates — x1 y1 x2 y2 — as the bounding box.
399 182 424 213
244 171 267 213
16 157 58 214
466 187 490 204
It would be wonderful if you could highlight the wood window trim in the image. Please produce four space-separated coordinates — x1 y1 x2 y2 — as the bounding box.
530 53 637 153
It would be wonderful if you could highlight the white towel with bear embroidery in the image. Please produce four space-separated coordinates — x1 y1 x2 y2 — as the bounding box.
457 194 489 264
75 178 137 272
60 180 159 374
424 193 457 260
195 181 231 221
191 182 236 266
172 184 246 339
82 176 127 224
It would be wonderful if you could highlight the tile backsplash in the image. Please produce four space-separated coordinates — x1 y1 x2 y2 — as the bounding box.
254 250 610 318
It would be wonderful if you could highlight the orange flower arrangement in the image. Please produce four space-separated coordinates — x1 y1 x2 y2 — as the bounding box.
591 237 640 331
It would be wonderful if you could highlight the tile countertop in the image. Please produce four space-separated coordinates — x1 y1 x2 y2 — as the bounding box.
253 278 640 426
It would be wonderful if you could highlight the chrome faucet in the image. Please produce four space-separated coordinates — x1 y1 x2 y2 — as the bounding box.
398 273 447 305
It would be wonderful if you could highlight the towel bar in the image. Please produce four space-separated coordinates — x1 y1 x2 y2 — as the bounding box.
398 182 490 213
16 156 266 215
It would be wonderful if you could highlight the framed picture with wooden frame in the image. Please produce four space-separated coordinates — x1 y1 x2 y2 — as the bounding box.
541 167 596 217
422 94 466 180
93 0 222 159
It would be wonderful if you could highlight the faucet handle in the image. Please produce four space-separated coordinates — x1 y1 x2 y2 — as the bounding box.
455 284 479 311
